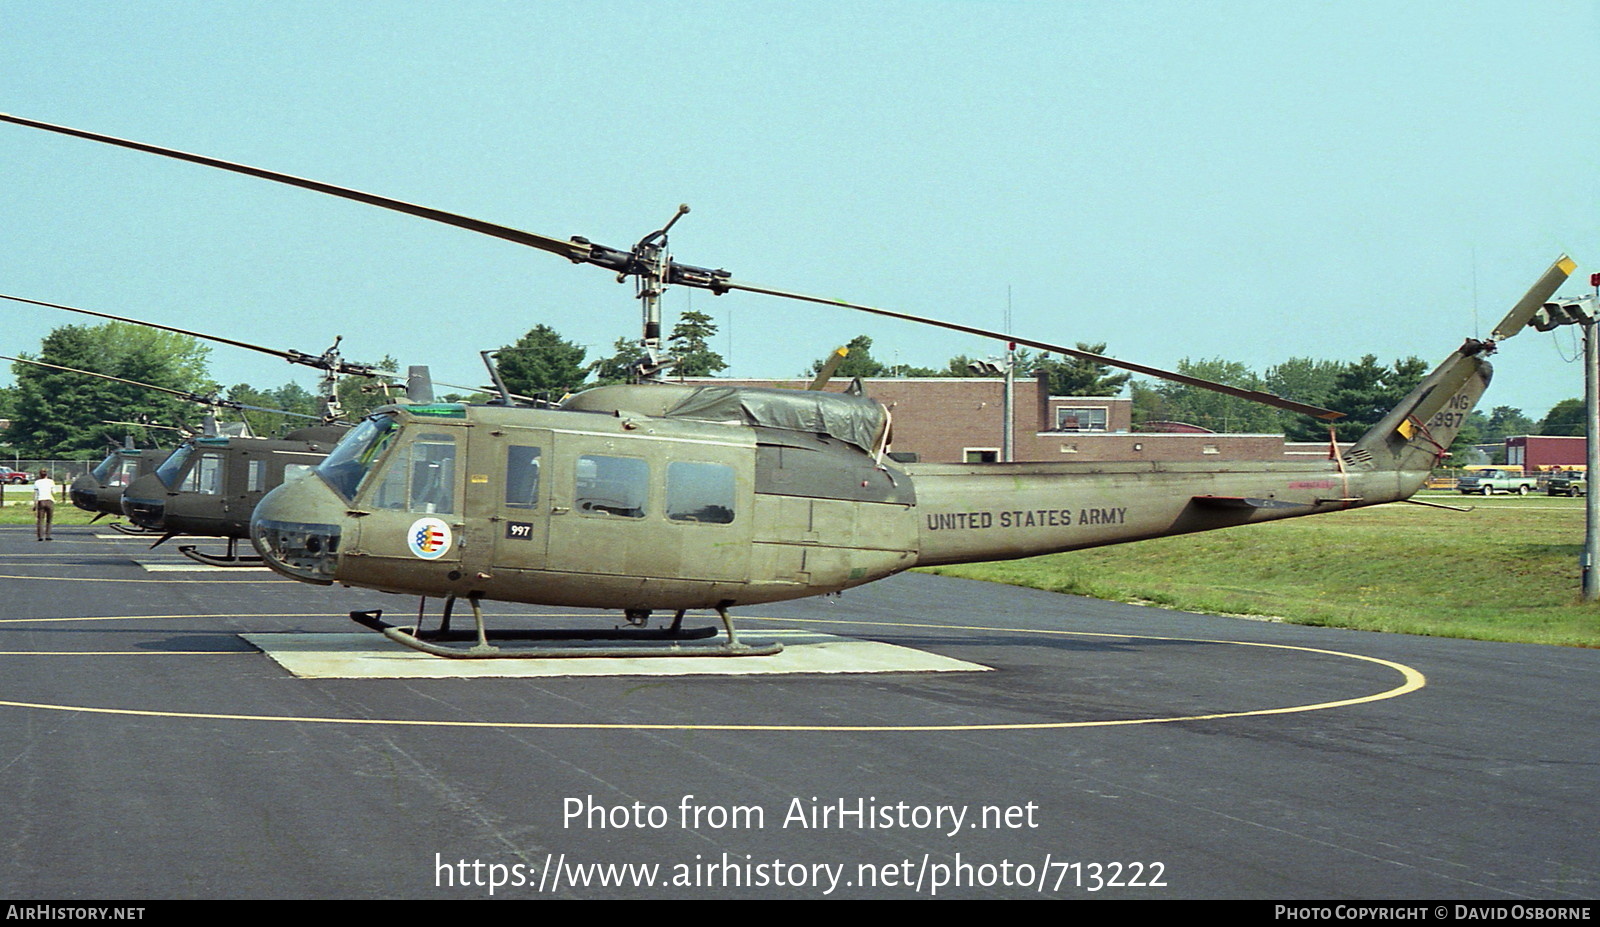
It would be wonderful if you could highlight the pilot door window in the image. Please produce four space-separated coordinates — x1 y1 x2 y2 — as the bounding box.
369 432 458 515
574 454 648 518
179 454 224 495
504 446 541 508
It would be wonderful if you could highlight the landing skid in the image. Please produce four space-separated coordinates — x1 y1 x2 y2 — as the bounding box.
109 522 161 536
177 537 264 568
350 596 784 659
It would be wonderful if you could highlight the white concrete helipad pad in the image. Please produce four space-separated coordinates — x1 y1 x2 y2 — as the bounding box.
242 629 991 679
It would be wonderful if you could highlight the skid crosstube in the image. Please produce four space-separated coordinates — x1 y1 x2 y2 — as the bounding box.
349 607 783 660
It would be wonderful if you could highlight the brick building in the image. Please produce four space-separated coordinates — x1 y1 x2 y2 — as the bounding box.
1505 435 1586 471
689 376 1337 464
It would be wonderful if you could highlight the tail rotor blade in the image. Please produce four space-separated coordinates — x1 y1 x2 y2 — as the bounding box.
807 346 849 390
1490 255 1577 342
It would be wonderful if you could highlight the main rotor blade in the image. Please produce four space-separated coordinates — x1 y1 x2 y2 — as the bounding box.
0 113 594 264
2 354 323 419
0 292 380 377
2 354 195 399
722 280 1345 420
1489 254 1578 342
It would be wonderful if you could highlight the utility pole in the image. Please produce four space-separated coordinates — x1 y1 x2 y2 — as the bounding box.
968 345 1016 461
1588 276 1600 600
1003 341 1015 462
1532 283 1600 599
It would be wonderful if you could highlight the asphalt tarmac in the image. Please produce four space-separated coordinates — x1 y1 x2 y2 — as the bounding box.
0 523 1594 900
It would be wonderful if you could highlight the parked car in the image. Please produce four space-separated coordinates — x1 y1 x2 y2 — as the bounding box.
1456 469 1538 495
1547 474 1587 497
0 467 30 485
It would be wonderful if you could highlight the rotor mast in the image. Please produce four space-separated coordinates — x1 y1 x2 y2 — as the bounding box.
629 204 691 380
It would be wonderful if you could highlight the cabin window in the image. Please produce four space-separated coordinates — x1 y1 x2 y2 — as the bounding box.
575 454 648 518
180 454 224 495
666 461 735 524
247 459 266 492
369 432 458 515
91 453 119 483
112 456 140 488
284 464 316 484
505 446 541 508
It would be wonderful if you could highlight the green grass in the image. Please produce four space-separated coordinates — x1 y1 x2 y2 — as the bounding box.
0 485 101 526
0 503 99 526
923 494 1600 647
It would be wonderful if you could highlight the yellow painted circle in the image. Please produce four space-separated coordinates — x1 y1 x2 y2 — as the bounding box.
0 612 1426 732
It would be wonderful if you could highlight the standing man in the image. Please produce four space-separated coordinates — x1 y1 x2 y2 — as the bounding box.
32 469 55 541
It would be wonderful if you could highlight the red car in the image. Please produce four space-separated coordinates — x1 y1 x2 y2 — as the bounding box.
0 468 31 484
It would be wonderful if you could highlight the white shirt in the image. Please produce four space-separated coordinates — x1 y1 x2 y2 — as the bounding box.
32 478 55 503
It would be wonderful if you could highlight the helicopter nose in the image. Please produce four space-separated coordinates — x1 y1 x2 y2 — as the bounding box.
121 474 166 528
250 473 345 585
69 475 97 510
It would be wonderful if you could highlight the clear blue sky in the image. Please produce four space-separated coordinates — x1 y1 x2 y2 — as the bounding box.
2 1 1596 423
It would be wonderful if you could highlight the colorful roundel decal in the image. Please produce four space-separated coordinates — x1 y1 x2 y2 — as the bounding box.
407 517 453 560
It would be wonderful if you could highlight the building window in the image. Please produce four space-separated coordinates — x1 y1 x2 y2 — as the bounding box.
964 448 999 463
1203 445 1220 455
1056 407 1108 432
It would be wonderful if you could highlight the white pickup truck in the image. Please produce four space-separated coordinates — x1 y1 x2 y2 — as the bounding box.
1456 469 1538 495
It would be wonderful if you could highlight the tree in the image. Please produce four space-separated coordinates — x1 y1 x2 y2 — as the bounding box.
667 310 728 378
1324 355 1428 442
1446 411 1487 465
1538 399 1585 437
335 356 403 420
7 322 215 457
496 325 590 397
1031 344 1131 397
227 381 321 437
1130 358 1281 433
1267 357 1345 441
1482 405 1535 444
588 337 645 387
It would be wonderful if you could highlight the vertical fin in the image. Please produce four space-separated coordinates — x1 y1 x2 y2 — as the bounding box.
1348 341 1492 473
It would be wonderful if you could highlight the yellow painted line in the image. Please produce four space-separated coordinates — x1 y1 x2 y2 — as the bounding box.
0 651 248 656
0 572 282 583
0 553 149 558
0 616 1427 732
0 611 585 625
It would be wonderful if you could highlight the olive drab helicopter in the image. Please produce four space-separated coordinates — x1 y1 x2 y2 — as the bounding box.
1 291 391 565
6 291 513 564
0 350 321 531
1 112 1574 658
